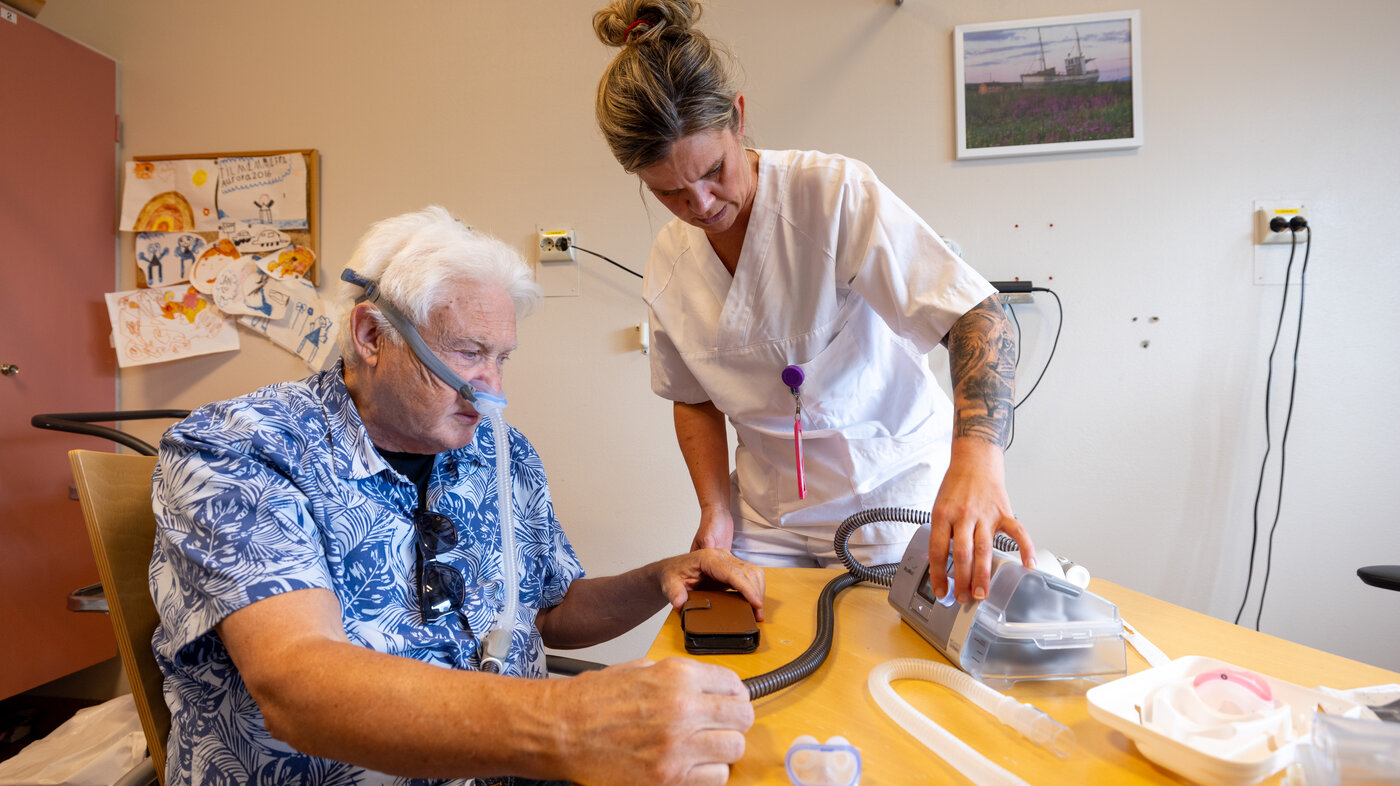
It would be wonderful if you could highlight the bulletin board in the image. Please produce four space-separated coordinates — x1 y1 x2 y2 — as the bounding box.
110 148 338 371
131 149 321 284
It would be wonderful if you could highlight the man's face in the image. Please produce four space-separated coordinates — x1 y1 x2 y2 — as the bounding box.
361 280 517 454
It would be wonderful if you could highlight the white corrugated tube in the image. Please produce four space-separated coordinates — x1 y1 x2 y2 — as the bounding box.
868 658 1075 786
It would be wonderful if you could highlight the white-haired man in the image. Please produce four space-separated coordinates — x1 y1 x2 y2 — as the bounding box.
151 206 763 786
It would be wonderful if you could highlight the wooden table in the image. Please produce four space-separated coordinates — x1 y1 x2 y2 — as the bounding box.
646 568 1398 785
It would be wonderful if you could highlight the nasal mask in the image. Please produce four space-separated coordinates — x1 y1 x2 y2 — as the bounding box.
341 268 517 673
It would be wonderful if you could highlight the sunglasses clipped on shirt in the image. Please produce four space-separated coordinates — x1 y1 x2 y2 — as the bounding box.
414 509 466 623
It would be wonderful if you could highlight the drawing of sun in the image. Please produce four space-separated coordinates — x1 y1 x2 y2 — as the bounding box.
134 191 195 232
192 169 208 188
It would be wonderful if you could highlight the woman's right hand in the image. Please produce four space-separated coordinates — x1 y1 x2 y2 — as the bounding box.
691 507 735 552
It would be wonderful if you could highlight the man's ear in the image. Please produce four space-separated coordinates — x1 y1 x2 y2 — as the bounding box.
349 303 386 367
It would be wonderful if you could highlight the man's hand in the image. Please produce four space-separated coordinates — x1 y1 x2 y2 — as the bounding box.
551 658 753 786
659 548 765 622
538 549 763 649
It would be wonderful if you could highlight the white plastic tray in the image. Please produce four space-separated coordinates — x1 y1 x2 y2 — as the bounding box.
1086 656 1369 786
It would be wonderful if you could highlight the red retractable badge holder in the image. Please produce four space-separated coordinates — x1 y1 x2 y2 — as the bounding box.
782 365 806 500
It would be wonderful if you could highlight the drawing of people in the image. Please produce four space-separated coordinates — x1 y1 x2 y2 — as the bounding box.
138 242 168 285
175 235 204 280
254 194 275 225
297 315 332 362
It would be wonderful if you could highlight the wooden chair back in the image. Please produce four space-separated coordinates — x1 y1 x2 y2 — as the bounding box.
68 449 167 784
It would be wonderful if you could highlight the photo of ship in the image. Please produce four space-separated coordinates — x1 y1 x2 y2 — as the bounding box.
1020 27 1099 89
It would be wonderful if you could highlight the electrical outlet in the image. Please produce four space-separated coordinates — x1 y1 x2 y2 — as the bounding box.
537 229 575 262
1254 202 1308 245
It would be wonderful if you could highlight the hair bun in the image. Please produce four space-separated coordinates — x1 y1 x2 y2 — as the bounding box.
593 0 703 47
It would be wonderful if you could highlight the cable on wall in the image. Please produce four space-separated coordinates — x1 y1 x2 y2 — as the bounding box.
1234 221 1311 629
995 283 1063 451
569 243 643 280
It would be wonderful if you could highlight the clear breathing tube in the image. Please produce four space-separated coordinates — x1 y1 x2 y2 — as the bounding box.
473 396 517 674
869 659 1071 786
341 268 517 673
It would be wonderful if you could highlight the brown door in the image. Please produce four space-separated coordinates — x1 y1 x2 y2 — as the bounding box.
0 9 120 698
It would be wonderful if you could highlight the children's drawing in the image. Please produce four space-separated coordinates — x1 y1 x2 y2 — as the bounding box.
104 284 239 367
173 234 206 281
239 276 337 370
213 259 291 319
256 245 317 280
136 240 169 287
135 232 205 287
216 154 308 229
119 159 218 232
190 239 241 294
230 224 291 255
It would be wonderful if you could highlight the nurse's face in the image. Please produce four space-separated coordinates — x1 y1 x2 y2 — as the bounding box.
352 280 517 455
638 124 754 238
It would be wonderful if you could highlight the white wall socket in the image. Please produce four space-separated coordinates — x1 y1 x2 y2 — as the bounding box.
1254 202 1307 245
538 229 575 262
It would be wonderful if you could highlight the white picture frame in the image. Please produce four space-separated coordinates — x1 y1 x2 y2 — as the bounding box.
954 10 1143 160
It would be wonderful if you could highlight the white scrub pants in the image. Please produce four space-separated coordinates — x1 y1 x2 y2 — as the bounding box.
731 524 918 569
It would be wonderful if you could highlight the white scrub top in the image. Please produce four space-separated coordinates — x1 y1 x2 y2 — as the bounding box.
644 149 995 558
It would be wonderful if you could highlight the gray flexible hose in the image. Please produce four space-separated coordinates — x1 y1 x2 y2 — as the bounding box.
742 506 929 699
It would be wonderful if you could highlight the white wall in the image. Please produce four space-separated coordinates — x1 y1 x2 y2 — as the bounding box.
39 0 1400 670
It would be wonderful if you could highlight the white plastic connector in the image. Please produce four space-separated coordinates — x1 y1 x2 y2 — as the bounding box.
995 698 1076 758
537 229 576 262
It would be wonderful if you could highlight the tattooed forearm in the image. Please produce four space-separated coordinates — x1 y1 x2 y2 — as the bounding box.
943 295 1017 447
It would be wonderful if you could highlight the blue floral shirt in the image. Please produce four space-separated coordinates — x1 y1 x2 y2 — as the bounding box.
150 362 583 785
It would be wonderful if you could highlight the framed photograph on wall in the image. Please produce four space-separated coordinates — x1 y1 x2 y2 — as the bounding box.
954 10 1143 160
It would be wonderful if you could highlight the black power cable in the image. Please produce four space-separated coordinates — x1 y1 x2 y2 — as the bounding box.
1234 225 1311 628
568 243 643 279
1013 287 1063 410
1254 226 1312 630
999 285 1064 451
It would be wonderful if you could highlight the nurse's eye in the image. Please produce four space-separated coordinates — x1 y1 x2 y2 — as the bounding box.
704 161 723 180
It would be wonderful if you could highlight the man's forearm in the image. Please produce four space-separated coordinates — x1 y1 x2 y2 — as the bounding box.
536 567 670 649
222 590 569 780
943 295 1017 447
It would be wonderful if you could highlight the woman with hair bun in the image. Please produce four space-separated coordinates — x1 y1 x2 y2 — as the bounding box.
594 0 1034 605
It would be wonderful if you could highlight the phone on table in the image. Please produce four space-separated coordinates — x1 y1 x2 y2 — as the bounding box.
681 589 760 654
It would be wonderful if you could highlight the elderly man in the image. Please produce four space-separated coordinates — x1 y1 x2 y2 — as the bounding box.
150 206 764 786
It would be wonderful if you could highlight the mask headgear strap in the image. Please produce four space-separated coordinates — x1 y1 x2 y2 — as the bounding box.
341 267 477 402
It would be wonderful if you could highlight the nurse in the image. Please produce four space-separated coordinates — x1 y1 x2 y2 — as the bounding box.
592 0 1034 604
